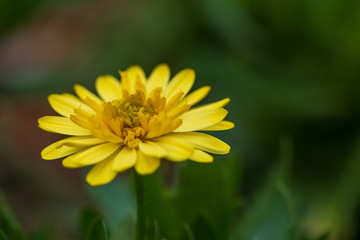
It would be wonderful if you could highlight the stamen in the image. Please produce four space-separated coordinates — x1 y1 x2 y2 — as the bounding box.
71 85 185 148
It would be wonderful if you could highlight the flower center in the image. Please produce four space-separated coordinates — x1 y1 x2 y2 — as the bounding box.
101 91 155 148
71 87 189 149
108 93 154 128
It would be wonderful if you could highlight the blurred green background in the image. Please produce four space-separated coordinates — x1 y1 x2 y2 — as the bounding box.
0 0 360 239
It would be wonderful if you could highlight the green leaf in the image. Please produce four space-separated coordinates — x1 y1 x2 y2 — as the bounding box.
79 206 108 240
85 219 108 240
229 180 294 240
79 207 99 239
0 229 9 240
138 173 184 240
0 192 25 240
192 215 216 240
176 157 242 240
229 137 299 240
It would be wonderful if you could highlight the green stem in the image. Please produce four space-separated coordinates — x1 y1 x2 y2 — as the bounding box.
134 171 147 240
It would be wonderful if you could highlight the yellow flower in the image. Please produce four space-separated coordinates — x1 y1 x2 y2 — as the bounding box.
38 64 234 186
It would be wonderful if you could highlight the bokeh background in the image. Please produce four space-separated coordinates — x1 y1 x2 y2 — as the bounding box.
1 0 360 239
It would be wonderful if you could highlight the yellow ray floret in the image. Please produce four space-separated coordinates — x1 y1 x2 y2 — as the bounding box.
38 64 234 186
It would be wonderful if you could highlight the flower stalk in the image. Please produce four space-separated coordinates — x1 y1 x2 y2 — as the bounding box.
134 170 148 240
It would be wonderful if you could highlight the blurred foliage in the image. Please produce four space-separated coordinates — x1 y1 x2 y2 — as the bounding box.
0 192 25 240
1 0 360 239
0 158 241 240
0 0 42 35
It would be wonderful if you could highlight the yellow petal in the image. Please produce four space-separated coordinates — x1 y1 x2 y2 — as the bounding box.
178 86 211 107
188 98 230 114
63 143 120 167
38 116 91 135
134 151 160 174
95 75 122 102
62 154 83 168
57 136 106 147
127 65 146 93
200 121 235 131
41 140 84 160
174 108 228 132
165 69 195 100
82 95 103 112
112 147 137 171
145 113 165 139
190 149 214 163
69 113 93 130
74 84 103 105
138 141 167 158
146 64 170 93
119 71 131 94
153 136 194 161
86 158 117 186
165 91 185 112
167 132 230 154
48 93 93 117
167 104 190 120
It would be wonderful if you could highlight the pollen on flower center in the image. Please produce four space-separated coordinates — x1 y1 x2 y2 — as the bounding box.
110 93 154 127
71 84 189 149
100 91 156 148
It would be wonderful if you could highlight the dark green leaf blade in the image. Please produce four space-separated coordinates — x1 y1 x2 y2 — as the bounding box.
86 219 108 240
79 206 108 240
0 192 25 240
0 229 9 240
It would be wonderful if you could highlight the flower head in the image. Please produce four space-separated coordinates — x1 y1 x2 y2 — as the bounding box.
38 64 234 186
